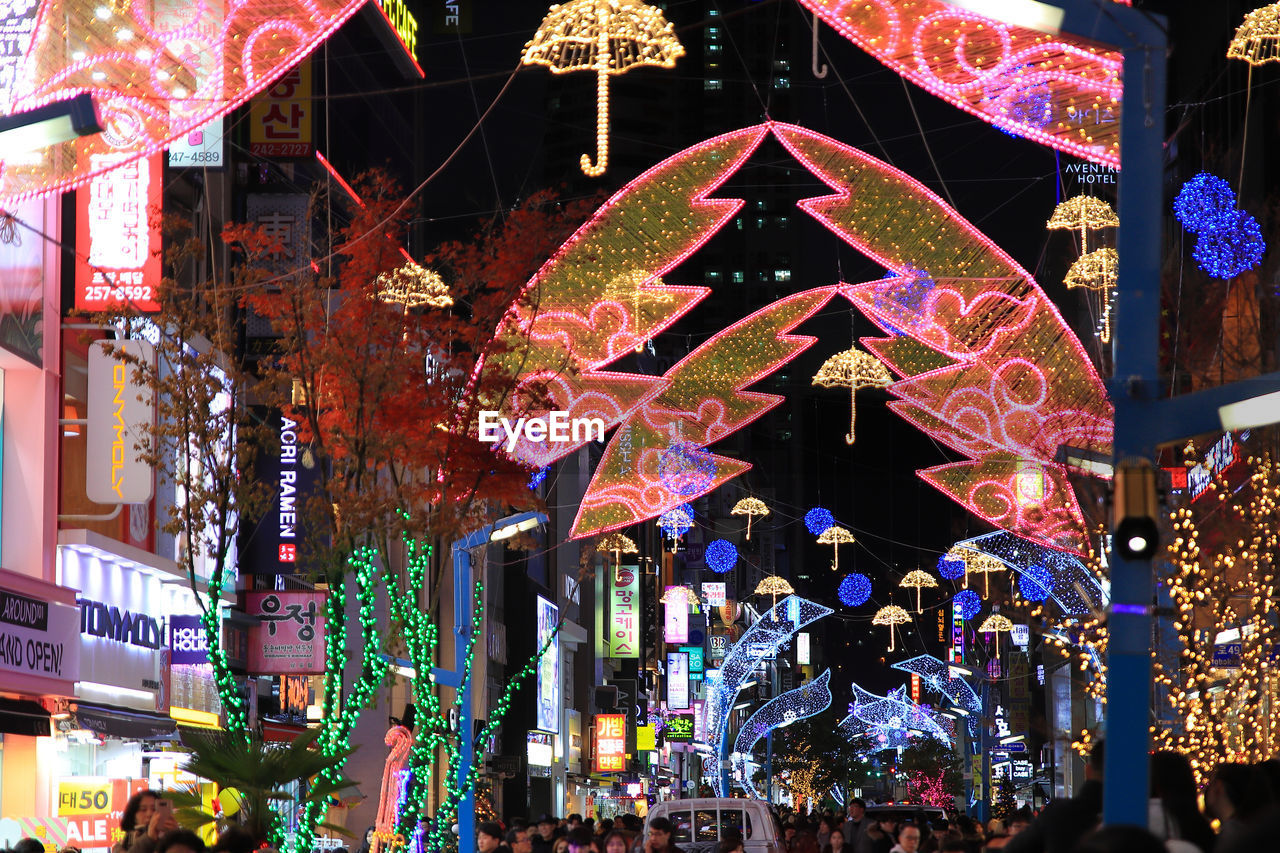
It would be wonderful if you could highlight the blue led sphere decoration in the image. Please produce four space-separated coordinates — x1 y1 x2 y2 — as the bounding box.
658 503 694 538
805 507 835 536
705 539 738 574
1173 172 1237 234
953 589 982 620
1019 564 1052 602
838 573 873 607
937 554 966 580
1192 209 1265 279
658 441 718 496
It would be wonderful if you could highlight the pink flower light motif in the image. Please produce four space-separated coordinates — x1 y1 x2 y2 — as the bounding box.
798 0 1125 167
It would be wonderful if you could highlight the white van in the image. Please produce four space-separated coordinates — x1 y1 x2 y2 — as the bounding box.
645 798 783 853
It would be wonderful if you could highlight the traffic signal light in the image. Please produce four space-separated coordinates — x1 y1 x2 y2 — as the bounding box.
1113 457 1160 560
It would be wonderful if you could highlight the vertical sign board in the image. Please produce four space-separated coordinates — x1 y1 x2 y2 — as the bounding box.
796 632 811 665
536 596 560 734
608 565 639 658
911 673 921 704
246 592 325 673
594 713 627 772
239 411 319 573
76 154 163 312
693 699 706 742
86 340 156 504
664 588 689 644
950 603 965 665
249 59 312 157
666 651 690 710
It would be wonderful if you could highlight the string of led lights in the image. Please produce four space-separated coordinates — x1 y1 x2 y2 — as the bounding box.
731 669 834 798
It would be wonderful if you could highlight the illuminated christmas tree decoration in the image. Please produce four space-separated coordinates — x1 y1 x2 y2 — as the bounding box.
872 604 910 652
521 0 684 176
705 539 738 574
816 524 856 570
805 507 836 537
837 573 873 608
731 497 770 540
732 670 834 798
1047 195 1119 250
795 0 1125 167
1193 209 1266 279
937 553 966 581
953 589 982 620
658 441 718 496
1228 4 1280 64
812 346 892 444
658 503 694 539
1173 173 1238 234
374 262 453 308
900 569 939 613
1018 563 1053 602
705 595 833 796
957 531 1107 616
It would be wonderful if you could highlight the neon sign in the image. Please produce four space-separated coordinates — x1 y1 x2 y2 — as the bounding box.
594 713 626 772
379 0 419 59
75 154 162 313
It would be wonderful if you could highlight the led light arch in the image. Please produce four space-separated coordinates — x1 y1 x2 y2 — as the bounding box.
731 669 833 799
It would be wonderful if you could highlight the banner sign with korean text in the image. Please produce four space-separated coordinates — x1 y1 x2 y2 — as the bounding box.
246 592 325 674
663 587 689 644
594 713 626 772
249 59 312 157
701 582 726 607
608 564 639 658
75 153 163 312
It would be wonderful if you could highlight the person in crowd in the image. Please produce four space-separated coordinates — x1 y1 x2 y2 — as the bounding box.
717 832 744 853
211 827 256 853
553 837 570 853
479 822 509 853
889 825 920 853
532 816 559 853
865 815 898 853
14 840 44 853
568 818 584 832
783 824 798 853
602 830 632 853
822 828 848 853
155 831 205 853
643 818 683 853
1071 826 1165 853
1146 752 1213 853
114 791 178 853
508 827 534 853
793 830 821 853
1204 763 1264 852
816 818 833 851
566 828 595 853
845 800 870 853
1003 739 1104 853
938 841 967 853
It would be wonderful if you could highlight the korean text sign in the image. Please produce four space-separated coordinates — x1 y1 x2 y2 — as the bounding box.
663 587 689 644
249 59 312 157
75 153 162 312
594 713 627 772
247 592 324 673
608 565 639 658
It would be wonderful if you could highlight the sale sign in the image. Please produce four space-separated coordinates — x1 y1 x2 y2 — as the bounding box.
56 777 147 847
594 713 627 772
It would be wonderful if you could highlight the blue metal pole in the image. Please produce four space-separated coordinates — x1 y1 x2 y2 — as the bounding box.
454 539 477 853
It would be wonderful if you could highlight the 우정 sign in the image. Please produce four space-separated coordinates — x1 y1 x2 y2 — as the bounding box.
246 592 325 674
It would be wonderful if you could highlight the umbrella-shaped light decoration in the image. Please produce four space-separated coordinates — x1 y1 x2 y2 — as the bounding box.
374 262 453 309
1064 248 1119 343
754 575 795 610
816 525 856 571
731 497 770 540
1046 195 1119 251
944 545 980 588
872 604 911 652
658 503 694 542
598 532 637 567
900 570 939 614
979 612 1015 670
1228 5 1280 187
659 585 700 607
965 552 1007 598
812 347 893 444
521 0 685 177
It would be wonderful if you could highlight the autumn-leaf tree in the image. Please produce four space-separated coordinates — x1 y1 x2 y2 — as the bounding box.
244 171 597 853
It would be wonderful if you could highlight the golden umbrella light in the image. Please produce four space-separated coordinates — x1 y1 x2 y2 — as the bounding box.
1065 248 1119 343
965 552 1006 598
1228 5 1280 188
900 570 938 614
812 346 893 444
374 262 454 309
872 604 911 652
1046 195 1119 251
979 612 1015 670
659 585 699 607
754 575 795 611
816 525 856 571
731 497 770 540
597 532 637 570
522 0 685 177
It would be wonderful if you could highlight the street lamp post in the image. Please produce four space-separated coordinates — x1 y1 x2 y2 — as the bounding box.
434 511 547 851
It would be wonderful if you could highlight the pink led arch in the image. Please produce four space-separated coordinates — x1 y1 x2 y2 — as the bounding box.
798 0 1124 167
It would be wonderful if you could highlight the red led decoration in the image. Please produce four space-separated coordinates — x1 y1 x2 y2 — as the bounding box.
798 0 1124 167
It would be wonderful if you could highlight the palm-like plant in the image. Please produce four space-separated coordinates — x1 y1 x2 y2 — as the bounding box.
169 727 355 845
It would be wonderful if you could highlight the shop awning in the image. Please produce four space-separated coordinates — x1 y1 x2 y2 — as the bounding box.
72 703 179 740
0 697 52 737
260 718 309 743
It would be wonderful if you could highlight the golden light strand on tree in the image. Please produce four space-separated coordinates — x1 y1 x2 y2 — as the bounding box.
1151 451 1280 780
